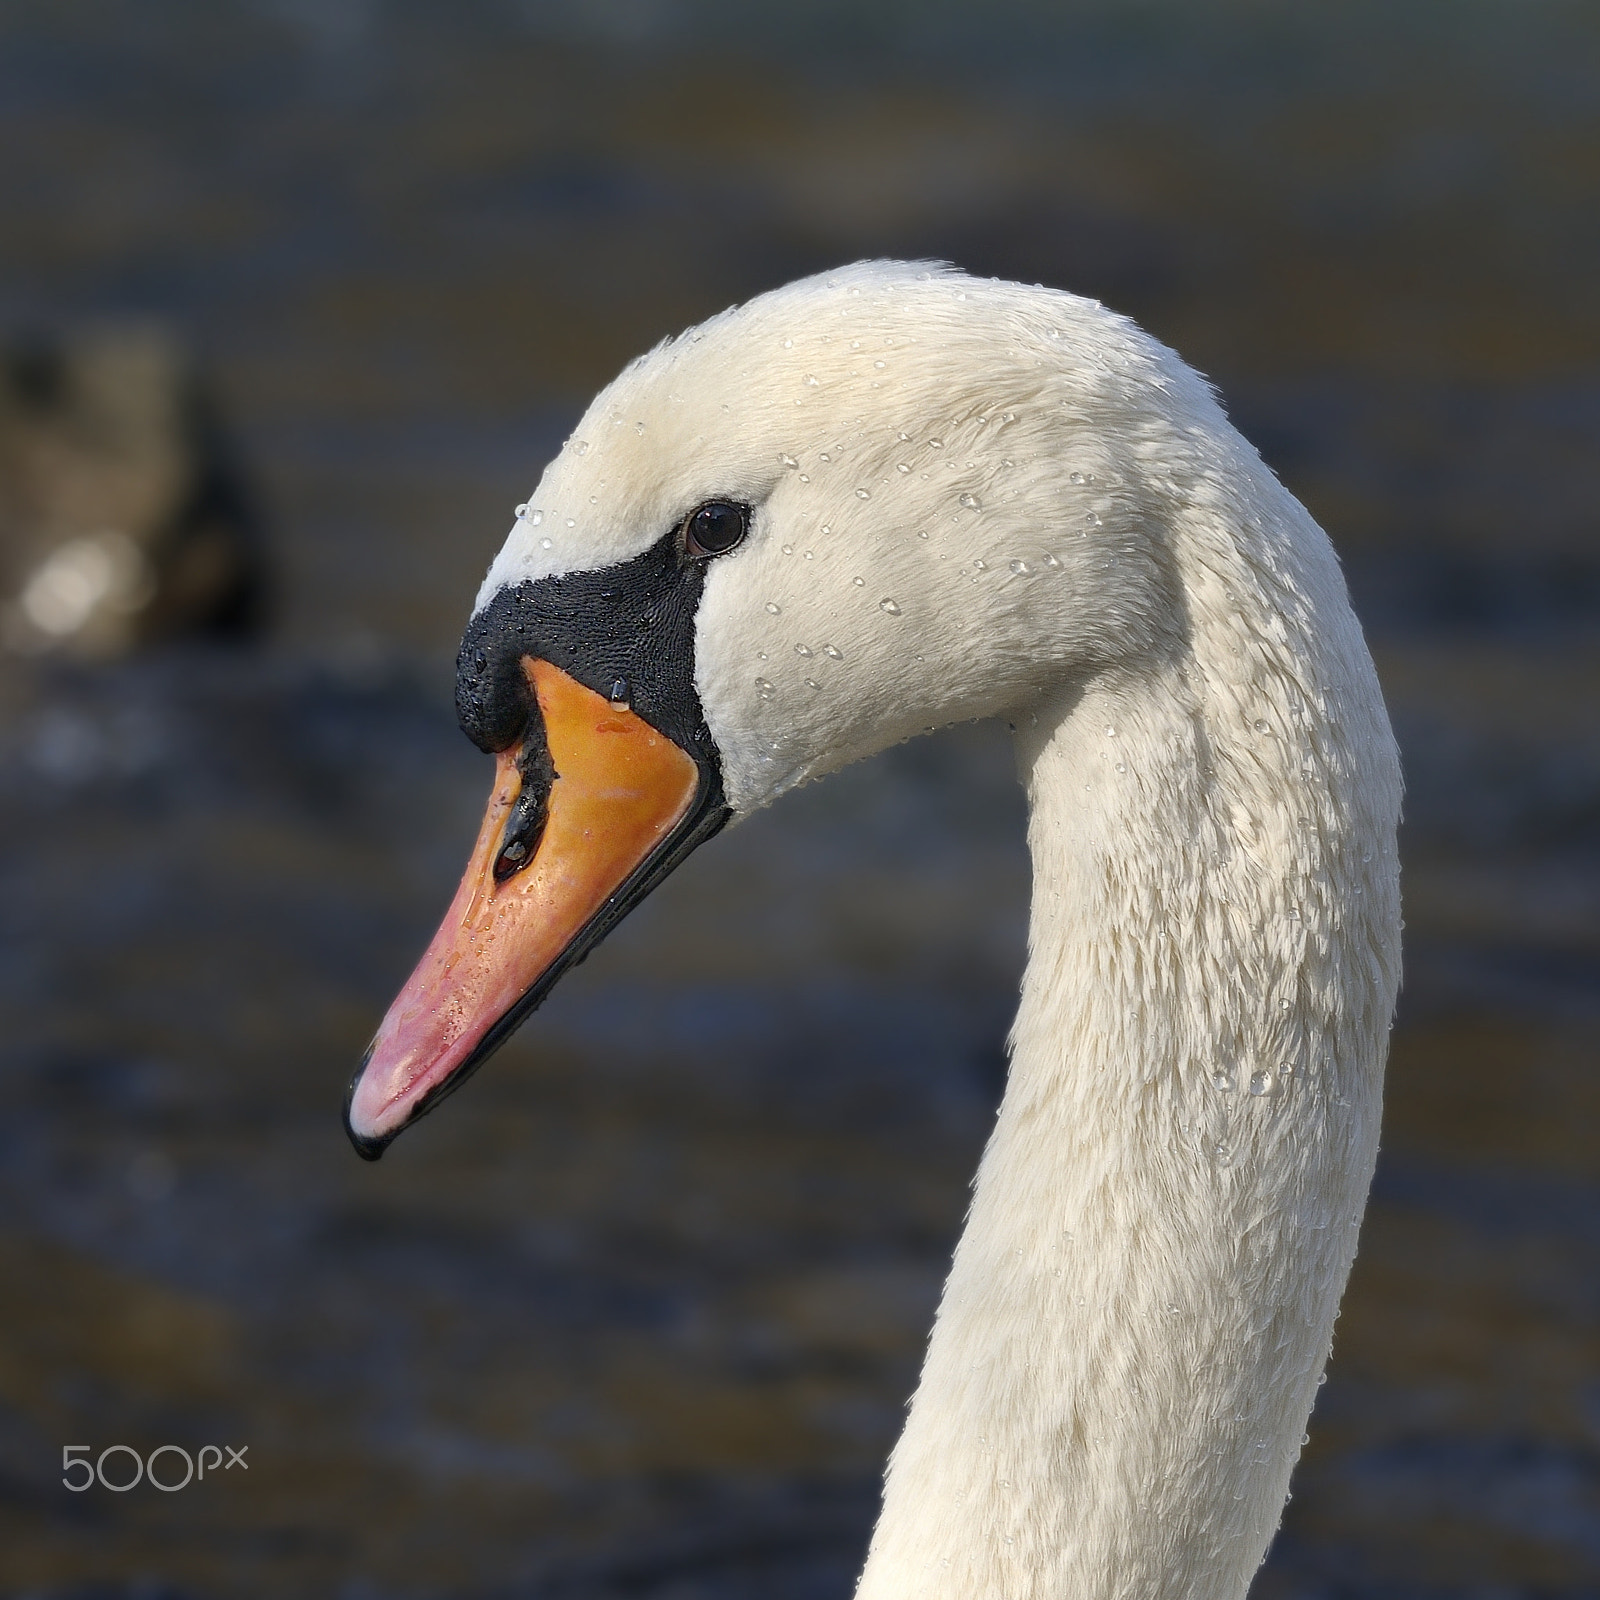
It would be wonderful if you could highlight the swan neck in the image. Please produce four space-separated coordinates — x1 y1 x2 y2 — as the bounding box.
856 622 1401 1600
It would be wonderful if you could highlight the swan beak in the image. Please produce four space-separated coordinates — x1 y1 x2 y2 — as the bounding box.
344 657 702 1158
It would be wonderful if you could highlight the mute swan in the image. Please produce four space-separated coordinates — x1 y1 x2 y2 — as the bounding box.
345 262 1401 1600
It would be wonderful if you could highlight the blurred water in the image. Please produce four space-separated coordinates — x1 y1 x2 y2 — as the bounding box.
0 3 1596 1597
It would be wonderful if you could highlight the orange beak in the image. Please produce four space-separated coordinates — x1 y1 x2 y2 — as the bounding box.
345 658 704 1156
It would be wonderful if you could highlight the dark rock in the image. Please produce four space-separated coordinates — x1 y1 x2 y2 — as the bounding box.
0 323 264 658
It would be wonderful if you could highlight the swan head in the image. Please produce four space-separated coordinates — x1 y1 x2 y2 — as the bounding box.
346 261 1200 1155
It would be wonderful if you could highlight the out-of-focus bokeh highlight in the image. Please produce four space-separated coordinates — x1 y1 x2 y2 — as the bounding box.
0 3 1595 1596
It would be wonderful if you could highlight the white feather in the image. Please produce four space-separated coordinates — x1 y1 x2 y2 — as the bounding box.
479 261 1402 1600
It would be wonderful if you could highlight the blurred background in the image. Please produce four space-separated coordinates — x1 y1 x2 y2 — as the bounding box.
0 1 1595 1595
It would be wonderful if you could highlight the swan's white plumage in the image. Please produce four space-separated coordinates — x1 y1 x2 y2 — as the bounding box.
478 262 1402 1600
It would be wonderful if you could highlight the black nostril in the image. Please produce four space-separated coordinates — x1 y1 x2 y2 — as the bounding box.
493 833 533 881
493 714 558 883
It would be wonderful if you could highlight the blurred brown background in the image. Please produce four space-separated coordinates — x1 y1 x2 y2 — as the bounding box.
0 3 1595 1596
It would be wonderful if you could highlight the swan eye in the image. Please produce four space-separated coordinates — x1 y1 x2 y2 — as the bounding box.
682 500 748 559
